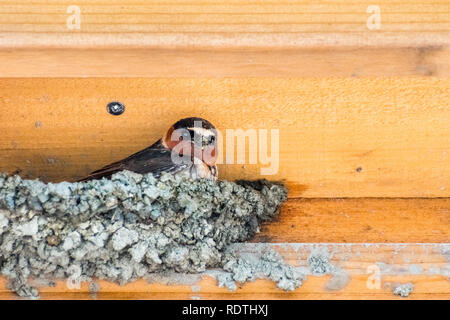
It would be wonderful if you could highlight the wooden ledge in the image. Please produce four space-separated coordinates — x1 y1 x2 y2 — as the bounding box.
0 243 448 300
0 0 449 48
255 198 450 243
0 46 449 78
1 78 449 198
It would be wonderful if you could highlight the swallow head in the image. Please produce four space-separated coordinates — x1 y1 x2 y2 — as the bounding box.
163 117 218 166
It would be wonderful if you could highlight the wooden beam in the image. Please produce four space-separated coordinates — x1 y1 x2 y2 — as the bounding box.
0 78 448 198
0 47 449 78
0 0 449 48
0 243 448 299
254 198 450 243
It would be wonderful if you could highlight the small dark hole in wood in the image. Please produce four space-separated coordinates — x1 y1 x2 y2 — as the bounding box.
107 101 125 116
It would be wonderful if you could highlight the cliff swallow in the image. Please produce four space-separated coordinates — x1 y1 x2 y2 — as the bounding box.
79 117 218 181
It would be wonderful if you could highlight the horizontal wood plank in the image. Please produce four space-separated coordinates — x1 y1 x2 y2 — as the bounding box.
0 47 449 78
0 78 448 198
0 243 448 299
0 0 449 48
254 198 450 243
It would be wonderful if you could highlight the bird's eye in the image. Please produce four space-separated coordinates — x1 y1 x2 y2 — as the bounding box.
209 136 216 144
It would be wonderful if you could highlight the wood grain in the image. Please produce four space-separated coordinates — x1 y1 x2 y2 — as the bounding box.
254 198 450 243
0 78 448 198
0 47 449 78
1 243 448 299
0 0 449 47
0 0 448 301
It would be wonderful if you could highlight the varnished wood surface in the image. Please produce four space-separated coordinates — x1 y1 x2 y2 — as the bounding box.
0 0 449 47
254 198 450 243
0 78 449 198
0 47 449 78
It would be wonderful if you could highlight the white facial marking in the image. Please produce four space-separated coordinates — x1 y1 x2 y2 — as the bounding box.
188 127 215 138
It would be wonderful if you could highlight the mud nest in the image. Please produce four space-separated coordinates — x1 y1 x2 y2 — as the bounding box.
0 171 288 297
